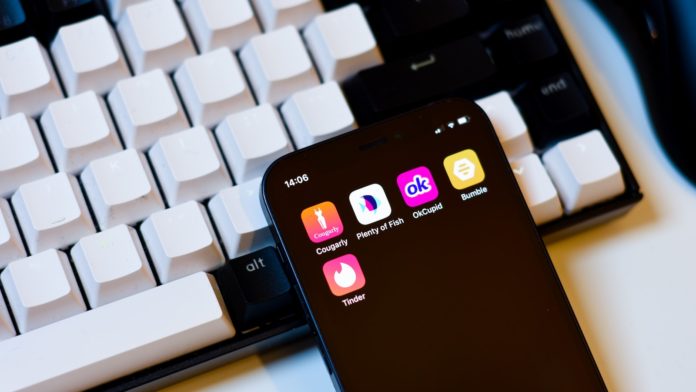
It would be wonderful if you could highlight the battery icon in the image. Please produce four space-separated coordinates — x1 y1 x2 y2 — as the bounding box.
457 116 470 125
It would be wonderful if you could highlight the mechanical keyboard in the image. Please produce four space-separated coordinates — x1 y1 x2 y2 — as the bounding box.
0 0 641 390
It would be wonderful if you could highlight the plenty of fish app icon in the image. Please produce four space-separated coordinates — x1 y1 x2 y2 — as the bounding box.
322 254 366 296
349 184 392 225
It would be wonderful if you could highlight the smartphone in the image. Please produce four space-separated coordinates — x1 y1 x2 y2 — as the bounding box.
262 99 606 391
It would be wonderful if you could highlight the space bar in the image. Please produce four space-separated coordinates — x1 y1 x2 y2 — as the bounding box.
0 272 236 391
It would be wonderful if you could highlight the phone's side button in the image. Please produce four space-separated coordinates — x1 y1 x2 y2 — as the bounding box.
212 246 295 331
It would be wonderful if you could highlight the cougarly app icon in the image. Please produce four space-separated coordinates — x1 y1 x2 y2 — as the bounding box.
397 166 439 207
349 184 392 225
301 201 343 243
323 254 366 296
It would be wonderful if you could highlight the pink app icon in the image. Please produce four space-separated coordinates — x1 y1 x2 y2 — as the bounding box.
322 254 366 297
397 166 439 207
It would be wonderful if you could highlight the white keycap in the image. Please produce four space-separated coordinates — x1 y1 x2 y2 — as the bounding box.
208 178 273 258
543 130 626 214
51 16 131 96
141 201 224 283
71 225 156 307
108 69 190 150
0 272 235 391
281 81 356 148
239 26 320 105
117 0 197 74
476 91 533 159
0 198 25 267
81 149 164 229
215 104 293 182
105 0 148 21
0 113 54 198
303 4 383 82
149 126 231 206
174 48 256 128
12 173 95 254
0 37 63 118
182 0 261 52
510 154 563 225
41 91 122 174
252 0 322 30
1 249 86 333
0 292 15 341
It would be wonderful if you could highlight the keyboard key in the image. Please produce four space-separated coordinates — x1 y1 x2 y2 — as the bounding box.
489 15 558 66
510 154 563 225
239 25 320 105
81 149 164 229
303 4 382 82
208 178 273 258
12 172 95 254
148 126 232 206
0 272 235 391
476 91 533 159
105 0 147 21
141 201 224 283
174 47 256 128
0 290 15 341
281 81 356 148
117 0 196 74
51 16 131 96
182 0 261 52
27 0 105 44
71 225 156 307
1 249 86 333
379 0 469 37
0 37 63 117
212 246 292 330
251 0 322 31
0 198 25 267
215 104 293 183
108 69 189 150
40 91 122 174
0 113 54 198
0 0 32 46
543 130 626 213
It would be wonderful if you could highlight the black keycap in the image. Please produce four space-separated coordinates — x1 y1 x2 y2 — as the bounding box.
343 35 495 122
22 0 104 44
0 0 32 45
533 73 589 123
380 0 469 37
489 15 558 66
213 247 294 331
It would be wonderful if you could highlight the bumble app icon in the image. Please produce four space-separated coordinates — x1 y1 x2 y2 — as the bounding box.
443 149 485 189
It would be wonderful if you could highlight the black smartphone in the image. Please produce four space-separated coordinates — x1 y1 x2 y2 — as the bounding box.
262 99 606 391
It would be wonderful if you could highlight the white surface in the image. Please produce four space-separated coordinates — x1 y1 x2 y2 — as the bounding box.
1 249 85 333
174 47 256 128
252 0 322 31
280 81 356 148
303 4 382 82
0 272 236 391
40 91 122 174
106 0 147 21
0 113 54 198
81 149 164 229
475 91 533 159
141 201 224 283
0 37 63 118
0 198 26 267
167 1 696 391
117 0 196 74
149 126 231 205
239 26 320 105
511 153 563 225
182 0 261 52
51 16 131 96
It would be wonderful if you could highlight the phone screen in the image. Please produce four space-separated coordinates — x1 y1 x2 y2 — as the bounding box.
263 100 605 391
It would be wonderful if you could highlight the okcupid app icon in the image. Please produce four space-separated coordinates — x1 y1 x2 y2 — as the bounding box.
397 166 439 207
323 254 366 296
301 201 343 243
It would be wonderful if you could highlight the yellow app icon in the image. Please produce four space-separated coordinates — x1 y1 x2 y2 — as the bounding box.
443 149 485 190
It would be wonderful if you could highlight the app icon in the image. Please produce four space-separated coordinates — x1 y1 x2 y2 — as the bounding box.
301 201 343 243
323 254 366 296
443 149 485 189
397 166 439 207
349 184 392 225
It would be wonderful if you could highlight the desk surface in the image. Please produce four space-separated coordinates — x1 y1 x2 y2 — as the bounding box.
165 1 696 390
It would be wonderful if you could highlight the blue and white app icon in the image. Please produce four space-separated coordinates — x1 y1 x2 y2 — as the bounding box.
349 183 392 225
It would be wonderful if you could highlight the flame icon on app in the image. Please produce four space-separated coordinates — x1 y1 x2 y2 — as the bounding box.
333 262 357 288
323 254 366 296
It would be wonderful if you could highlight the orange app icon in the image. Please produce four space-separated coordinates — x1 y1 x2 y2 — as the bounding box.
301 201 344 243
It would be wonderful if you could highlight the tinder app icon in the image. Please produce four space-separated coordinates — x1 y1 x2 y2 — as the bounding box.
322 254 366 296
301 201 343 243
